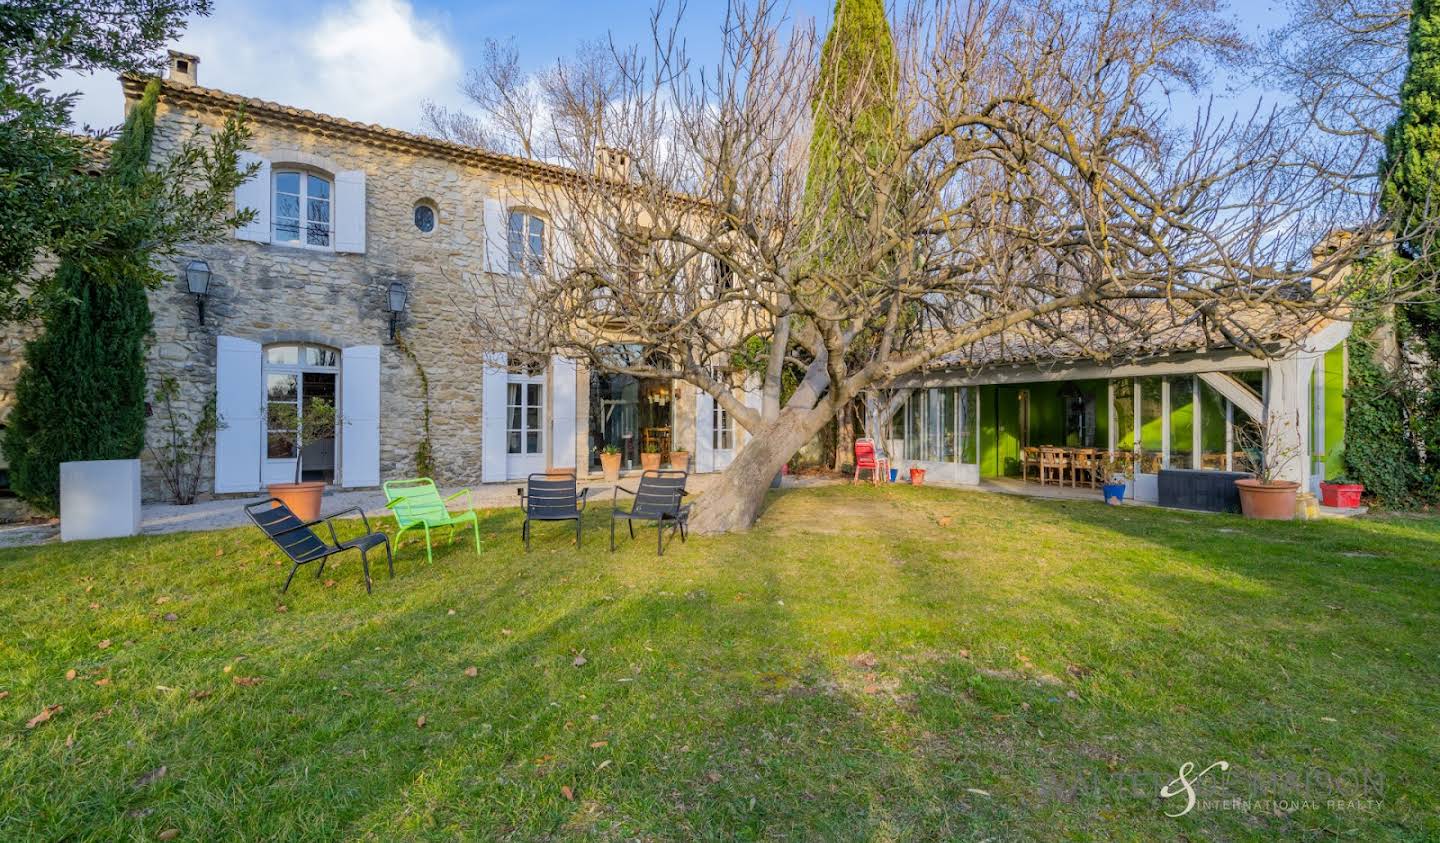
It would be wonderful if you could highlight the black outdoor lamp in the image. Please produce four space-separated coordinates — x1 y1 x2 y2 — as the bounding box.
185 259 212 325
386 280 408 340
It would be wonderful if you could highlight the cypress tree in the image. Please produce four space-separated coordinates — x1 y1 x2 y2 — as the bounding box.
1 81 161 513
803 0 900 270
1356 0 1440 504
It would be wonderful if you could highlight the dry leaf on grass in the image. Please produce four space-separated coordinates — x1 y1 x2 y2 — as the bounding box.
134 766 167 787
323 579 337 589
190 690 211 701
706 771 722 783
65 669 77 681
88 602 100 610
416 715 427 729
0 690 9 700
65 732 75 748
158 829 180 841
589 741 608 748
231 676 262 687
447 609 456 616
155 595 170 605
938 516 953 527
215 546 224 557
463 666 478 678
26 704 62 729
162 613 179 622
275 604 288 613
94 678 111 687
97 639 111 649
561 785 575 801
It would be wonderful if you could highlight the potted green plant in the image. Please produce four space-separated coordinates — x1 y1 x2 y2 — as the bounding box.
669 447 690 471
599 443 622 482
1100 453 1130 505
640 440 662 472
267 397 336 521
1234 414 1302 520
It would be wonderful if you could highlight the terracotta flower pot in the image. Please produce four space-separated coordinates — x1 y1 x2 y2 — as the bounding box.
669 450 690 471
545 468 577 479
268 481 326 521
640 452 662 472
1235 478 1299 520
600 452 622 483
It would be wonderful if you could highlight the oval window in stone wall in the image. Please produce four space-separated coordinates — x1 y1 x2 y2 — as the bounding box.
413 201 437 234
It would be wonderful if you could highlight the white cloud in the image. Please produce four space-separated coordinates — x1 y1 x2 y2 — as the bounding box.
58 0 464 133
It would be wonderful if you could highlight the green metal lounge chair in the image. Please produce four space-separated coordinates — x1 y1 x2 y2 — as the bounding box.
383 478 481 563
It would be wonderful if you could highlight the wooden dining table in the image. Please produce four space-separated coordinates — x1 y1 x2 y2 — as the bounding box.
1021 445 1102 489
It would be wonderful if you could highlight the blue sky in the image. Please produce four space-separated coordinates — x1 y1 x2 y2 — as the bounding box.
62 0 1293 135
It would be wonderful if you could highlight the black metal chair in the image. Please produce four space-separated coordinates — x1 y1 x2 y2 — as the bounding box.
245 499 393 594
611 469 690 555
518 474 589 551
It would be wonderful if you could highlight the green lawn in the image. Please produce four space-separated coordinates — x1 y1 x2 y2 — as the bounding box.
2 485 1438 841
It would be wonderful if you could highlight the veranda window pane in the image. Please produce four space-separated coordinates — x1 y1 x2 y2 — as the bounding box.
1138 376 1164 473
274 172 300 194
1199 380 1228 469
1233 402 1259 474
1113 379 1135 456
959 387 977 464
1169 376 1195 469
508 431 522 454
930 387 956 462
905 391 924 460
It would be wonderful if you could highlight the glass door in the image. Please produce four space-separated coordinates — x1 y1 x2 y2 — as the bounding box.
262 344 338 485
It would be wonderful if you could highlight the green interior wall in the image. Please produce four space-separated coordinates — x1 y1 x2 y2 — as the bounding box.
1322 343 1347 480
978 379 1109 478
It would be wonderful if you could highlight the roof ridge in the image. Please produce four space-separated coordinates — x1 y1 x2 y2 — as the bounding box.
120 74 578 183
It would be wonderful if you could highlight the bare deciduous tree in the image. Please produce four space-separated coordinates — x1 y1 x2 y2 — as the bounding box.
446 0 1425 533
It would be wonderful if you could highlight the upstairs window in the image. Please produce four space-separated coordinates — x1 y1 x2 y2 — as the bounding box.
274 170 332 248
508 211 545 274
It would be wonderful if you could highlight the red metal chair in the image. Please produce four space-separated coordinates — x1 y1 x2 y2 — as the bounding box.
854 438 889 484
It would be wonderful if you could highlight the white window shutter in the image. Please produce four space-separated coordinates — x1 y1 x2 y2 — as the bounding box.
695 387 715 473
550 356 577 469
481 352 509 482
214 336 263 492
483 198 510 274
340 345 381 487
234 152 271 243
334 170 367 253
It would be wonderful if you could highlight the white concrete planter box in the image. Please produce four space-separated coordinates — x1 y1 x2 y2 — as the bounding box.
60 459 142 542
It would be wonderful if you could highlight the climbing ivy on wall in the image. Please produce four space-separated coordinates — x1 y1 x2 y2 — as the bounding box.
394 331 436 479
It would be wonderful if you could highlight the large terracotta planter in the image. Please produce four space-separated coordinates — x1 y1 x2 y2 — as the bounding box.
545 467 577 479
1235 478 1299 520
600 452 622 483
669 450 690 471
268 481 325 521
640 452 662 472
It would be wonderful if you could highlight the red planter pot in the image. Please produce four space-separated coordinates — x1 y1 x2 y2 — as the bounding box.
909 467 927 486
1319 482 1364 508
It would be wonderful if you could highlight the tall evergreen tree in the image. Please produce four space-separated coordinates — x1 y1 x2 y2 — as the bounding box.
1 83 162 513
1358 0 1440 503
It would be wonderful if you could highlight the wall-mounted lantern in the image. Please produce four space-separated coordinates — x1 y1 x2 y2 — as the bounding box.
185 259 212 325
386 281 408 340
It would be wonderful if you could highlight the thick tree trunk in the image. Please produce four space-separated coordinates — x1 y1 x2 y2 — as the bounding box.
689 407 836 534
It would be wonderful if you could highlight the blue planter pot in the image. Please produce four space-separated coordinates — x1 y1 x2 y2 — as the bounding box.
1103 483 1126 505
889 468 899 482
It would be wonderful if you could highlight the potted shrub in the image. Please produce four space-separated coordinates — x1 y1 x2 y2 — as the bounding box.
1319 474 1365 509
669 448 690 471
1233 415 1302 520
267 397 336 521
640 440 662 472
1100 454 1129 505
599 443 622 482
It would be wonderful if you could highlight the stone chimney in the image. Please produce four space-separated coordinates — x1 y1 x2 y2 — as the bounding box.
595 147 631 183
167 50 200 86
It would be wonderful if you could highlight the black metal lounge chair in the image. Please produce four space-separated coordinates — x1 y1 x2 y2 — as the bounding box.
245 499 393 594
610 469 690 555
518 473 590 551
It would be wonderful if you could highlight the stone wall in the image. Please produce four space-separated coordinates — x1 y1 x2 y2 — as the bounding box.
137 97 507 500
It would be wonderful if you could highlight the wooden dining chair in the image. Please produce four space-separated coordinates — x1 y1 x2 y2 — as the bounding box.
1071 448 1099 489
1039 447 1068 487
1021 446 1041 483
